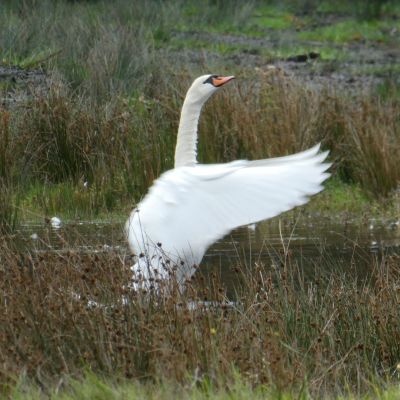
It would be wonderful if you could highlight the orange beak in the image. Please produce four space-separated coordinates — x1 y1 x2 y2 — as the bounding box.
212 75 235 87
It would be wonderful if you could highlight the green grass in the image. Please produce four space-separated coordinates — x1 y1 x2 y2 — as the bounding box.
12 178 377 226
166 36 339 60
297 20 389 43
271 0 400 19
351 63 400 75
9 371 400 399
248 6 314 32
18 181 127 221
6 371 308 399
376 76 400 102
307 176 371 216
167 34 350 61
248 15 293 30
177 8 310 37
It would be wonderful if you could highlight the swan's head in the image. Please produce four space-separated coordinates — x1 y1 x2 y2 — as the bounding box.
185 74 235 105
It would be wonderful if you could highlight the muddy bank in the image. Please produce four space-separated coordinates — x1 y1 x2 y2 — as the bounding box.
0 65 48 106
170 28 400 91
1 20 399 102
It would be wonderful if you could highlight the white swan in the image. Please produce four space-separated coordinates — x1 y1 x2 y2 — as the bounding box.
125 74 330 284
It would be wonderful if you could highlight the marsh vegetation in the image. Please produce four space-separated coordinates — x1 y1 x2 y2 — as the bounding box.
2 232 400 398
1 0 400 397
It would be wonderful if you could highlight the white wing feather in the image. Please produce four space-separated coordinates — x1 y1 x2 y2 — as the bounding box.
126 144 330 275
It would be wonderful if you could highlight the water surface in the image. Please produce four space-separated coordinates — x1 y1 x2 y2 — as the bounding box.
11 215 400 287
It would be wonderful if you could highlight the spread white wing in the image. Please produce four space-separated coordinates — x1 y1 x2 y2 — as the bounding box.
126 144 330 266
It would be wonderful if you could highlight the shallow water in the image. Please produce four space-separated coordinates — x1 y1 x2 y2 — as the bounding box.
202 215 400 286
10 214 400 286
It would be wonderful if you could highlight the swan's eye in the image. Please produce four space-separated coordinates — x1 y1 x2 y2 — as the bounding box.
203 75 219 85
203 75 236 87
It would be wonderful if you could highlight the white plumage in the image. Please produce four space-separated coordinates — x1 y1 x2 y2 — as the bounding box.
125 74 330 284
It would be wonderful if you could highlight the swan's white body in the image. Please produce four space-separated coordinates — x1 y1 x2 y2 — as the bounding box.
125 75 330 284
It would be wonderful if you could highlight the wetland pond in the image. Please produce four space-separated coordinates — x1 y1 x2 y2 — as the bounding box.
9 214 400 292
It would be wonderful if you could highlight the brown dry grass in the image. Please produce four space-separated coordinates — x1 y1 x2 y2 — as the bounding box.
1 232 400 396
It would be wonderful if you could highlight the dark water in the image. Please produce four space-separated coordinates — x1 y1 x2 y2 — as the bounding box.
202 216 400 285
10 215 400 284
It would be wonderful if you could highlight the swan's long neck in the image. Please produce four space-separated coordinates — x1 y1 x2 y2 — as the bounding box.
174 98 206 168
